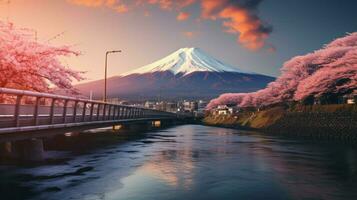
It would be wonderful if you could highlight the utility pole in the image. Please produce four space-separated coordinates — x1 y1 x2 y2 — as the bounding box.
89 90 93 101
104 50 121 102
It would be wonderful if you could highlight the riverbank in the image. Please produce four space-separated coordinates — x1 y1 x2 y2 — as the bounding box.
203 104 357 140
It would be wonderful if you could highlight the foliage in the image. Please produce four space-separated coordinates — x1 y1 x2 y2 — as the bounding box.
0 21 84 93
208 33 357 109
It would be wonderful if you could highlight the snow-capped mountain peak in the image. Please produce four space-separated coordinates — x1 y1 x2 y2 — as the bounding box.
76 47 274 99
121 47 250 76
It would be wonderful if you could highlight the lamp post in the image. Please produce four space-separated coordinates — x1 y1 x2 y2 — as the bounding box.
104 50 121 102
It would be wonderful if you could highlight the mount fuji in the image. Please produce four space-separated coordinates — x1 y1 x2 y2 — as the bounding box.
75 47 274 100
121 47 250 76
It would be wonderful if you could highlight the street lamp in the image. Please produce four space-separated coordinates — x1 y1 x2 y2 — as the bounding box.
104 50 121 102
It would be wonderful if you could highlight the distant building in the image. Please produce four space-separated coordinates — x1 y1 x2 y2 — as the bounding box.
218 107 230 115
144 101 178 113
213 105 238 116
155 101 165 111
198 100 207 111
347 98 355 104
195 100 208 117
142 99 208 114
107 98 123 104
304 90 357 105
343 90 357 104
144 101 156 109
183 101 198 112
183 101 191 111
165 102 177 113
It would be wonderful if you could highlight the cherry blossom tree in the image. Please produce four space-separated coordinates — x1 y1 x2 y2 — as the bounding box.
0 20 84 93
207 32 357 109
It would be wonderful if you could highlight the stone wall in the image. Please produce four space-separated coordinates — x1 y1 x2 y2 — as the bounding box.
204 104 357 140
265 111 357 139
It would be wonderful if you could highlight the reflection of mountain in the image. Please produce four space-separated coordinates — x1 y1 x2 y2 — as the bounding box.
140 149 195 189
111 126 357 199
247 137 357 199
75 48 274 100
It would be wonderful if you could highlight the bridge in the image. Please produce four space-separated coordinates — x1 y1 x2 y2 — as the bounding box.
0 87 191 161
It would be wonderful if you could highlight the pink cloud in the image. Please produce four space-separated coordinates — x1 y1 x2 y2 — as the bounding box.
177 12 190 21
114 4 129 13
67 0 111 7
182 31 198 38
201 0 272 51
67 0 130 13
67 0 273 51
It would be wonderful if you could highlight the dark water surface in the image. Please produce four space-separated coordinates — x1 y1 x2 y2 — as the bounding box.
1 125 357 200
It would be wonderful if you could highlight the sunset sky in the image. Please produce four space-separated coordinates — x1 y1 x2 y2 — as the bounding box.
0 0 356 82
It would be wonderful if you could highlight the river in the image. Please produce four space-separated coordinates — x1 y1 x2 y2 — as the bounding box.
1 125 357 200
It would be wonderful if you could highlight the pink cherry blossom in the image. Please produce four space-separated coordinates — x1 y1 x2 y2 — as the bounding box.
207 32 357 109
0 21 84 93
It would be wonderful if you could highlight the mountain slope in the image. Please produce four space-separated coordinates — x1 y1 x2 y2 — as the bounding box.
121 47 252 76
76 47 274 100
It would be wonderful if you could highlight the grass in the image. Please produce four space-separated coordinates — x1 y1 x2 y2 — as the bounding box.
204 104 357 129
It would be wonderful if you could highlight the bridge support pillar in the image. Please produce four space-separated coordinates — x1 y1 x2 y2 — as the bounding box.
118 122 153 132
0 142 12 158
152 120 161 128
22 139 44 161
0 139 44 161
112 125 122 131
8 139 44 162
159 119 176 128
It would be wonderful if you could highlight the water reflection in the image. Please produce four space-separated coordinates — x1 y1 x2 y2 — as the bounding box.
106 126 357 199
239 134 357 200
1 125 357 200
136 126 197 189
139 149 195 188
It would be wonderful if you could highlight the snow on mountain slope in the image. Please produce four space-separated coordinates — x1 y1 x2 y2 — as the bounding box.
121 47 252 76
75 47 275 100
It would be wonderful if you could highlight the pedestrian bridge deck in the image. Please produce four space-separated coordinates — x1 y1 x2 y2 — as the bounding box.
0 88 184 136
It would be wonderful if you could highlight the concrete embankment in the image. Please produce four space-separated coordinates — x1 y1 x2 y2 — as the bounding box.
203 104 357 140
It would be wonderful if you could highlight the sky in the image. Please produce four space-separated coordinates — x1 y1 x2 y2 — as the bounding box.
0 0 356 82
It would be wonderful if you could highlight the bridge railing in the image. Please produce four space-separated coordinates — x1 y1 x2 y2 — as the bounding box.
0 87 177 129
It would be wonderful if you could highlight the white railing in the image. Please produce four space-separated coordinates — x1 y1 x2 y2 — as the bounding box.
0 87 178 129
